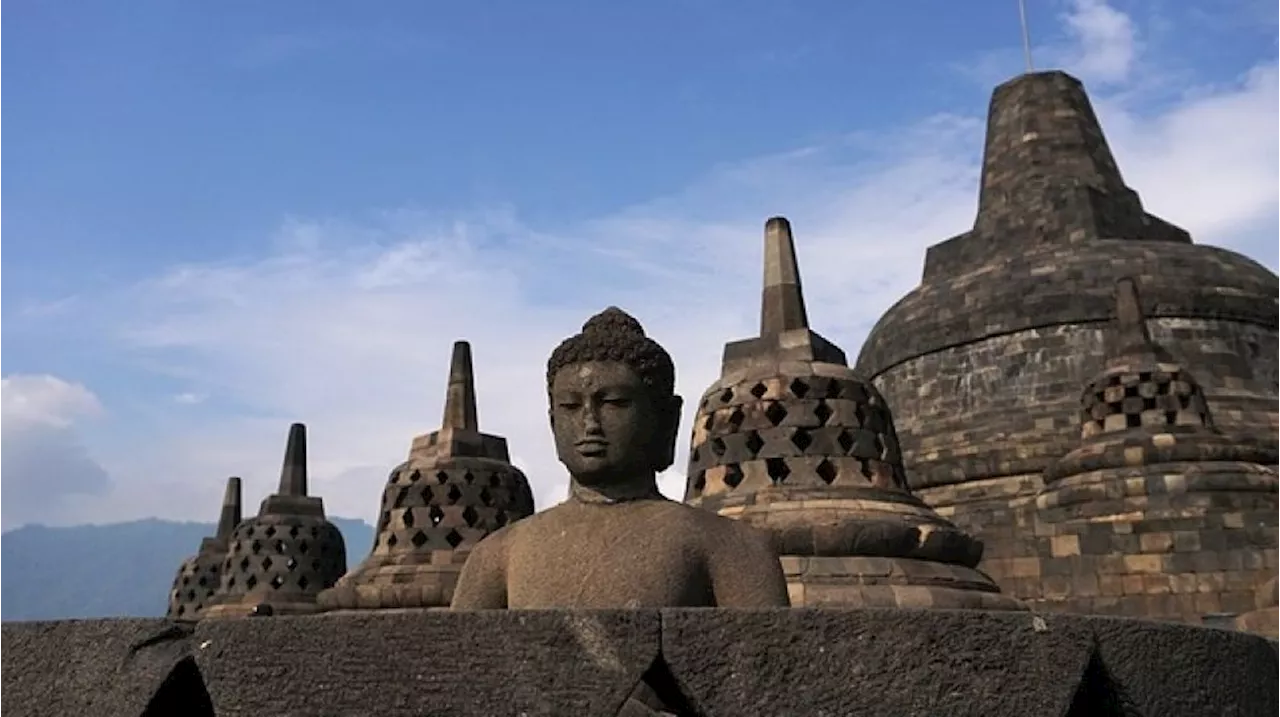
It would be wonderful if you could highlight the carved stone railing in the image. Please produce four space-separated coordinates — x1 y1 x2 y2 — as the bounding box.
2 608 1275 716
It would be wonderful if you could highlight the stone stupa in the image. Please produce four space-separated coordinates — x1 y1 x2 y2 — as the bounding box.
203 423 348 618
166 476 242 621
685 217 1021 610
319 341 535 611
1031 277 1278 623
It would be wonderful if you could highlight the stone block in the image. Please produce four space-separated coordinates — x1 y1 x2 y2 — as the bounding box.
0 619 201 717
659 608 1094 716
193 611 660 717
1090 614 1280 711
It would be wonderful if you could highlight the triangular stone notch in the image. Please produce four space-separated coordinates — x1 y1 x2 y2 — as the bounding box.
141 657 215 717
615 653 701 717
1064 648 1136 717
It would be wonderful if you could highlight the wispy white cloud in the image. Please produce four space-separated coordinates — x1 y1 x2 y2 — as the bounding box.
1 375 111 528
1055 0 1139 84
2 374 103 428
953 0 1145 89
6 0 1277 530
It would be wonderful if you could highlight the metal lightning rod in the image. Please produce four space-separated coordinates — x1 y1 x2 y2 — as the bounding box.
1018 0 1035 72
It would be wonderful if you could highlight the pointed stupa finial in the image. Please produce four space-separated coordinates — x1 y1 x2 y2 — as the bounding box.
1112 277 1154 353
215 476 242 540
760 216 809 336
278 423 308 496
442 341 479 432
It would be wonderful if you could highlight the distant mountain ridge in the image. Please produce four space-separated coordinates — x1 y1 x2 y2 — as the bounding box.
0 517 376 621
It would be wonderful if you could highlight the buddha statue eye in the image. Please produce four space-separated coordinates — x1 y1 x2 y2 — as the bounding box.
557 401 582 411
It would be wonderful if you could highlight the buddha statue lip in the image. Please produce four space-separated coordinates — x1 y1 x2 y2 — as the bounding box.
574 439 609 454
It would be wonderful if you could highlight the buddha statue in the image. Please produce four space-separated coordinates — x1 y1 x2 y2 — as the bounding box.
451 307 790 609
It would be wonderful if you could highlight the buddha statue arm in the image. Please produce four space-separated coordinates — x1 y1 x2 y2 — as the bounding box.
706 521 792 608
449 531 511 609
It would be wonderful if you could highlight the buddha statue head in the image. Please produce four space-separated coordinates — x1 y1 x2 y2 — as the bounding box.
545 307 683 497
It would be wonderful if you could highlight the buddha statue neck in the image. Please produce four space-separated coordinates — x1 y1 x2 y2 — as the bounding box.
568 476 665 505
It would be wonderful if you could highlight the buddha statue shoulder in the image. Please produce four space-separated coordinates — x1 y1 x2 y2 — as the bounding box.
451 307 790 609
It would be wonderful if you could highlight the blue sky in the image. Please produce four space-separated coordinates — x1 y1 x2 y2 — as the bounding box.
3 0 1278 529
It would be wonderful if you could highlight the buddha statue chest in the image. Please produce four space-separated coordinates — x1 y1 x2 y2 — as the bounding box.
502 500 715 609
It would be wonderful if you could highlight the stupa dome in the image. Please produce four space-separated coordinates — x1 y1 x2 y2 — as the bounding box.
855 71 1278 501
686 217 1020 610
318 341 535 611
166 476 242 621
203 423 347 618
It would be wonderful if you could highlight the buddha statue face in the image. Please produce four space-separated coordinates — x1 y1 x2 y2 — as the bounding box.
546 308 682 489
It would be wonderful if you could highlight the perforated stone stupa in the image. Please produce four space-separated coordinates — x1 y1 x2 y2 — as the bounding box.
166 477 242 621
203 423 347 618
685 217 1020 610
319 341 535 611
1022 278 1279 622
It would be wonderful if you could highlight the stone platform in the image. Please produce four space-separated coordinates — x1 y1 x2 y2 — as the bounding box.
3 609 1275 716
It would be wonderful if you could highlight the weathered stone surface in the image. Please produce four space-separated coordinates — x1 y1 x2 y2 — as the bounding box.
1234 577 1279 639
847 70 1277 632
204 424 347 618
194 611 660 717
319 341 535 611
1018 279 1280 629
856 72 1278 499
662 608 1094 716
167 477 242 621
6 610 1274 717
1088 614 1278 715
0 619 207 717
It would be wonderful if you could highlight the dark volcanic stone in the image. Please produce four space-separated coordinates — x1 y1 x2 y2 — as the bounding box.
0 618 204 717
659 608 1094 716
855 71 1279 494
1089 615 1278 716
3 610 1275 716
192 610 659 717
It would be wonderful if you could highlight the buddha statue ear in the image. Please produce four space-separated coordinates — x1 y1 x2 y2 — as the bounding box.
650 394 684 473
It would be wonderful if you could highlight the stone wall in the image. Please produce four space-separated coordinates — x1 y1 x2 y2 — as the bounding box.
870 317 1278 494
929 463 1279 631
3 609 1276 717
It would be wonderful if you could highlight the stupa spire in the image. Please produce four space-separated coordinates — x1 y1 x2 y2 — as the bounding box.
204 422 347 618
760 217 810 336
214 476 242 541
278 423 308 497
318 340 534 611
166 475 244 620
442 341 479 432
1112 277 1152 349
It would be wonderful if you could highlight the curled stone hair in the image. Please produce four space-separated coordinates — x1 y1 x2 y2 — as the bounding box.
546 307 677 399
